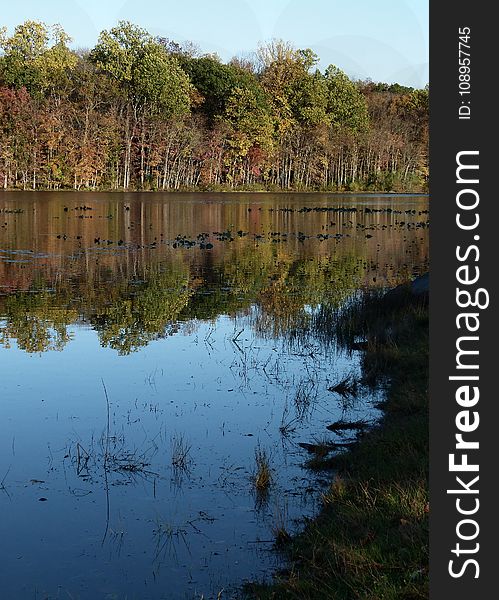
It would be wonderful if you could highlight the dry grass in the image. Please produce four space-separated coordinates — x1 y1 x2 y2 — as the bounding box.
253 445 273 492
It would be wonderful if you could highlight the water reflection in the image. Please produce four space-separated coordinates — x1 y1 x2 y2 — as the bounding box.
0 192 428 599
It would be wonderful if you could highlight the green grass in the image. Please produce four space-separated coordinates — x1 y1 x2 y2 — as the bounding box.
245 290 429 600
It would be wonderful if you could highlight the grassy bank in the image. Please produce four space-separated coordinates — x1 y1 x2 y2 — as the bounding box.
246 288 429 600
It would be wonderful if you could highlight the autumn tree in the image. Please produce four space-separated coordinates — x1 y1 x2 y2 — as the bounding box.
90 21 192 187
0 21 428 192
0 21 77 96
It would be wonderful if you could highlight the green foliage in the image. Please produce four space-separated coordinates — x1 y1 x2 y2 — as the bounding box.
407 86 429 118
288 70 329 126
324 65 369 131
132 43 192 116
0 21 77 96
2 20 49 61
221 86 274 181
91 21 150 83
369 81 415 94
0 20 428 192
179 55 263 119
258 40 309 133
90 21 191 117
257 42 366 131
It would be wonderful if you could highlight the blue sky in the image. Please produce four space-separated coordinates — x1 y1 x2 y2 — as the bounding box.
1 0 428 87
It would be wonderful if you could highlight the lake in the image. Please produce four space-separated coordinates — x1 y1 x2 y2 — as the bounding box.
0 192 429 599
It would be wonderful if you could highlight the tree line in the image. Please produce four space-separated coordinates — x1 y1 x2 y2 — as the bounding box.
0 21 428 192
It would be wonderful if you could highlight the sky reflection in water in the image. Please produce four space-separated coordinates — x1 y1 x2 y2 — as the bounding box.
0 192 428 599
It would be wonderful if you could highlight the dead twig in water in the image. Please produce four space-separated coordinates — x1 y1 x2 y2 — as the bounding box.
101 378 111 545
1 465 11 498
102 378 111 464
232 328 244 342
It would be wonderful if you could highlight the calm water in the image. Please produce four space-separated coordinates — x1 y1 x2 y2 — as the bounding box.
0 192 429 599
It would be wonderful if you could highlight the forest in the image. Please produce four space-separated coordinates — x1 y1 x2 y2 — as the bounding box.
0 21 428 193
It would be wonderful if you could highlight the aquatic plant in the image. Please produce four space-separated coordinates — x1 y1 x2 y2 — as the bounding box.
253 445 273 492
170 433 192 471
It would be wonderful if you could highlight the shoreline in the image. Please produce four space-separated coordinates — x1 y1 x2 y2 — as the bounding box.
0 189 429 197
246 289 429 599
